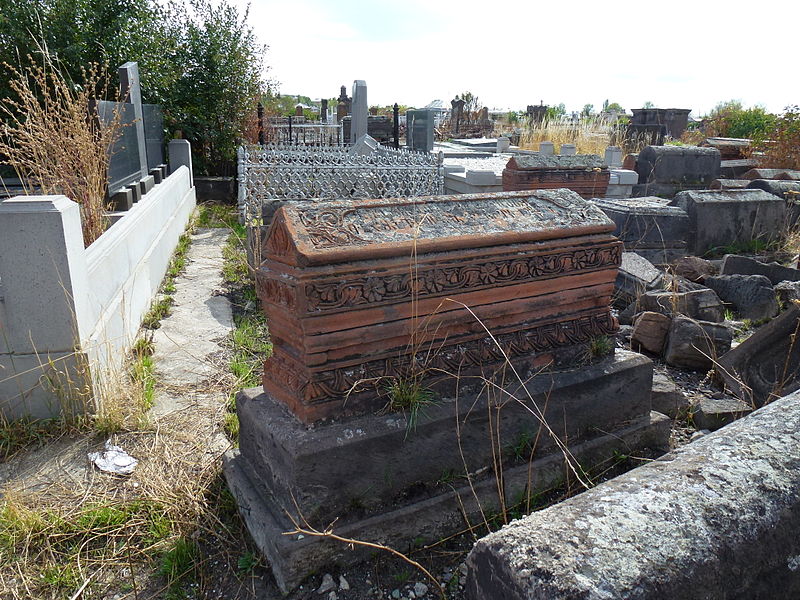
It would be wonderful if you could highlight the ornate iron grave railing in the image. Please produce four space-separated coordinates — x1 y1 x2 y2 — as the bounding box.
237 143 444 226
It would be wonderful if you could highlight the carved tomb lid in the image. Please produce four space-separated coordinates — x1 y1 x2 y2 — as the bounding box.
264 189 615 266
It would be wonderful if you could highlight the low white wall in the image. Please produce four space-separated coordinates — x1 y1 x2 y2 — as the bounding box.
84 166 196 368
0 166 196 419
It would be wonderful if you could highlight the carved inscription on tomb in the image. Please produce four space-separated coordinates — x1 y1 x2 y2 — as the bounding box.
291 192 611 250
264 311 617 403
294 244 622 312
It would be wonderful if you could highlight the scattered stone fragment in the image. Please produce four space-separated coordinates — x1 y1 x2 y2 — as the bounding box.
776 281 800 305
413 582 429 597
617 301 638 325
317 574 336 594
651 372 690 418
391 589 401 599
717 303 800 405
693 397 753 431
640 289 725 323
704 274 779 321
664 314 732 370
615 252 663 306
632 311 671 354
720 254 800 285
672 256 718 283
327 592 338 600
689 429 711 441
338 575 350 591
746 178 800 199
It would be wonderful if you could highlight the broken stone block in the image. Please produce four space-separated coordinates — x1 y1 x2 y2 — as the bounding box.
651 371 689 418
746 179 800 199
717 303 800 406
710 178 750 190
594 197 688 264
632 311 671 354
720 254 800 285
703 137 750 160
502 154 610 198
614 252 663 307
640 289 725 323
704 274 779 321
693 396 753 431
617 301 638 325
776 281 800 305
669 189 786 256
664 314 732 370
742 168 788 180
635 145 721 196
672 256 718 283
466 389 800 600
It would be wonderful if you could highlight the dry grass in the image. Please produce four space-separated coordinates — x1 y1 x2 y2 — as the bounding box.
0 56 123 246
518 117 655 156
0 401 233 600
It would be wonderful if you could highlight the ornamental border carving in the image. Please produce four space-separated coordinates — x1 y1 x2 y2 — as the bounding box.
257 243 622 313
264 311 617 404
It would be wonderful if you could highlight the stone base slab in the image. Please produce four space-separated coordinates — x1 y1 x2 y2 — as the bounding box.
225 411 669 593
224 351 669 593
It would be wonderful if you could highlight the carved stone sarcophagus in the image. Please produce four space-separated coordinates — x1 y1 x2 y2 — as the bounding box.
256 189 622 423
502 154 610 198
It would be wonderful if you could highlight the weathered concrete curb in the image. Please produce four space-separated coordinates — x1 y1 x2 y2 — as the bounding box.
466 389 800 600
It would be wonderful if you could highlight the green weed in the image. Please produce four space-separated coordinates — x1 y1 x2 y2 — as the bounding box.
586 335 613 360
142 296 175 330
237 551 258 575
160 536 198 590
386 377 435 436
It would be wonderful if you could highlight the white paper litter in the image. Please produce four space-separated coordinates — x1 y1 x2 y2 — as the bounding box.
88 439 138 475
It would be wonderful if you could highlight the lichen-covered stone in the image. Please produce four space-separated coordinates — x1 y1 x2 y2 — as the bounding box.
466 389 800 600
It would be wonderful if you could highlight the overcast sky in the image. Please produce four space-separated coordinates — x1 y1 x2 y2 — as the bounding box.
234 0 797 117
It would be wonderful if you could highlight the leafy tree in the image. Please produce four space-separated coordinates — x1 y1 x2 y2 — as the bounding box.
763 105 800 169
642 101 655 109
160 0 265 174
0 0 178 104
0 0 267 176
455 91 480 121
706 100 776 142
545 103 566 120
581 104 594 117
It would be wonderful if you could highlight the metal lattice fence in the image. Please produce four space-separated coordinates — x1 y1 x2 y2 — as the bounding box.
237 143 444 226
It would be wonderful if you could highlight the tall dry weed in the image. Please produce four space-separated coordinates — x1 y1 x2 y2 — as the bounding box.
0 57 123 246
518 117 651 156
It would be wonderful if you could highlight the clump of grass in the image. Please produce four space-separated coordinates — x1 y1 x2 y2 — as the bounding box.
197 202 240 229
0 56 123 245
0 417 61 461
585 335 613 360
131 352 156 410
142 296 175 329
160 536 198 594
386 376 435 436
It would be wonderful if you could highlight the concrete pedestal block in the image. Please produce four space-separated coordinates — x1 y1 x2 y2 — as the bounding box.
139 174 155 195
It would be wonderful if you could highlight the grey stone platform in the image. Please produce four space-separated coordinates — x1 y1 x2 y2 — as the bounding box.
223 350 670 592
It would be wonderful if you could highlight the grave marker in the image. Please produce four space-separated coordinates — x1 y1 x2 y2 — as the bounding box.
350 80 367 143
